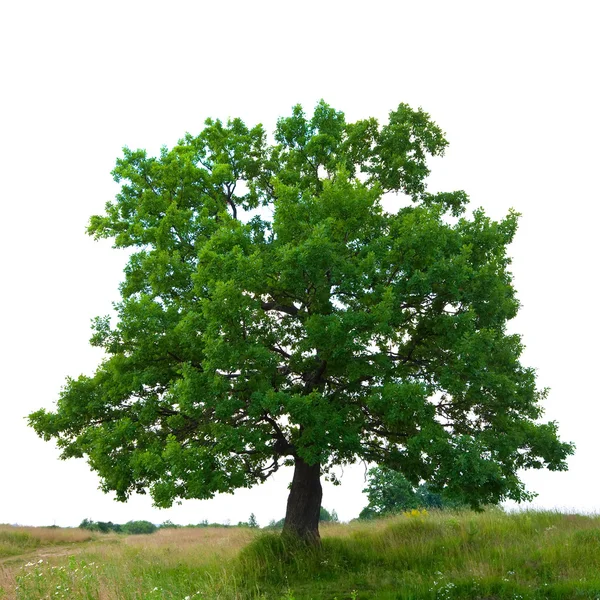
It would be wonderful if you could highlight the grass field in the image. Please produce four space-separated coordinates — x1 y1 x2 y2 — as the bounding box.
2 510 600 599
0 525 93 560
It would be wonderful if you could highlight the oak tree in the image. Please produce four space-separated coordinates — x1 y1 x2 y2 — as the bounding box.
29 101 573 541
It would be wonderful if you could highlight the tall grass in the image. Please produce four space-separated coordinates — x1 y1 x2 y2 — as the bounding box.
0 526 93 559
1 527 255 600
4 511 600 599
237 510 600 599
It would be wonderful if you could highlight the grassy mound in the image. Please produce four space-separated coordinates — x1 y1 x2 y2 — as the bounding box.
237 510 600 599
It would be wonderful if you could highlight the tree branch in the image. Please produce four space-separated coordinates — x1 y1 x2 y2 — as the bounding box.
261 300 299 316
269 345 292 359
261 413 294 456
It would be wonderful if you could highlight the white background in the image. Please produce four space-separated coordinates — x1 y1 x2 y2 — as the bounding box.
0 1 598 527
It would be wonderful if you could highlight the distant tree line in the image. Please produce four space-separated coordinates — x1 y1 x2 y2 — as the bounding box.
80 507 341 534
79 519 157 534
265 507 339 530
79 512 264 534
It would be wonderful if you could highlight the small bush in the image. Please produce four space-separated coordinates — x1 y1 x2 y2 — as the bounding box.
121 520 157 535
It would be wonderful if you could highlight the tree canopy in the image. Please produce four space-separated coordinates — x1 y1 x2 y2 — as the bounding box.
29 101 573 540
359 466 464 519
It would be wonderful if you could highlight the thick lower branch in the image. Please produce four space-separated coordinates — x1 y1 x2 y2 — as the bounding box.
261 298 300 317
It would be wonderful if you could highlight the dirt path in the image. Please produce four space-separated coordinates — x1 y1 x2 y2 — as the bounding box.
0 537 114 566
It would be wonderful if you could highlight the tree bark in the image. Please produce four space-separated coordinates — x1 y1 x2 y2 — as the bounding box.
282 456 322 543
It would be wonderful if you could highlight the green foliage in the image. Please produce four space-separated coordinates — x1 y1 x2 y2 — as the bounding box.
266 507 338 529
159 520 180 529
319 507 339 523
120 520 157 535
265 518 285 529
79 518 122 533
237 513 260 528
29 101 573 514
184 520 231 528
359 466 465 519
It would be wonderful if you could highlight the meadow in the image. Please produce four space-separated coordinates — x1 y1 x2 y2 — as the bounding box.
2 510 600 599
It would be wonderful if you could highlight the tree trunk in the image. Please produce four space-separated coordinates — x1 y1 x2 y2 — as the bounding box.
282 456 322 543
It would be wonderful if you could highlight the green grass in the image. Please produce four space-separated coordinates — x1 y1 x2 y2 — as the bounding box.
234 510 600 599
0 532 39 559
4 511 600 599
0 526 93 560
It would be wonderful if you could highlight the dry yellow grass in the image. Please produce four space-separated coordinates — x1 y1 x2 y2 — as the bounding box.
0 563 14 597
120 526 257 569
124 526 255 550
0 525 93 545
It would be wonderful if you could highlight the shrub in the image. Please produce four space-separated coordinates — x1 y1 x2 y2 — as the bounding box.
121 520 157 535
